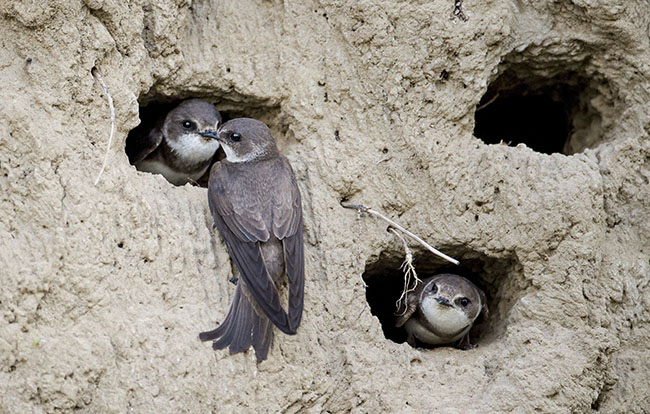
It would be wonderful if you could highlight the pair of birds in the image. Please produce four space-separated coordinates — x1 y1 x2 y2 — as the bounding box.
127 99 487 361
127 99 303 361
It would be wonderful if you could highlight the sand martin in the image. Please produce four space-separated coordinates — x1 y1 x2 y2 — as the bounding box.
396 274 487 350
126 99 221 185
199 118 304 362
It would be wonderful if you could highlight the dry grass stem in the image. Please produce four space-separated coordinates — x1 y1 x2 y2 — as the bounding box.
355 209 368 287
92 67 116 186
476 92 499 111
341 201 460 265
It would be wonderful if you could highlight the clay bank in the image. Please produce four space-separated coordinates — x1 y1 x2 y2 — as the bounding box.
1 1 649 413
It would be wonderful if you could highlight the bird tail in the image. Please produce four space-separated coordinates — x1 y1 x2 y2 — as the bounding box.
199 284 273 362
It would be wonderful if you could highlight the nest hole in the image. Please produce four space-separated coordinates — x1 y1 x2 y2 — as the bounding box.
363 248 524 348
125 95 288 187
474 64 610 155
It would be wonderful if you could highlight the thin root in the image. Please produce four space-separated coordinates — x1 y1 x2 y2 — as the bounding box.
92 67 116 186
390 227 422 314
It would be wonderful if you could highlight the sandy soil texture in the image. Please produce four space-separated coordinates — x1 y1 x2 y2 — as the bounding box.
1 0 649 412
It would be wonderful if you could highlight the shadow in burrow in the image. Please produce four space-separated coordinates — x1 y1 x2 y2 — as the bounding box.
362 246 525 348
124 93 292 187
473 53 617 156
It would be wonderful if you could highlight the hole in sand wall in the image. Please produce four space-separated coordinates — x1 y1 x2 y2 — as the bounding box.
363 247 525 348
474 55 616 155
125 94 288 187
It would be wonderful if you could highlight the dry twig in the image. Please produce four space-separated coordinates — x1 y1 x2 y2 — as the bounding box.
341 201 459 266
92 67 116 186
476 92 499 112
453 0 468 22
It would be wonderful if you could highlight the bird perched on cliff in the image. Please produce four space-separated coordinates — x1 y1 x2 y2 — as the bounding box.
126 99 222 185
199 118 304 362
395 274 487 349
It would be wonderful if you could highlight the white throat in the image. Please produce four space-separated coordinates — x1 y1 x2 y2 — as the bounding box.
221 144 263 163
167 133 220 163
421 296 471 336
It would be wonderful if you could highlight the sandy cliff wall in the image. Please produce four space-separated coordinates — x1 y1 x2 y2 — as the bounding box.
1 0 649 412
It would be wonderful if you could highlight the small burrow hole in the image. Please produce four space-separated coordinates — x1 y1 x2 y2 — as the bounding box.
474 61 614 155
363 248 524 348
125 95 289 187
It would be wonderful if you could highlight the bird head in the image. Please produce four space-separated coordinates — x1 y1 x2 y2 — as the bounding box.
162 99 222 161
419 274 484 337
214 118 279 163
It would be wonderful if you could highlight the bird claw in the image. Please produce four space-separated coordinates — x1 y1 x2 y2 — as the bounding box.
457 341 477 351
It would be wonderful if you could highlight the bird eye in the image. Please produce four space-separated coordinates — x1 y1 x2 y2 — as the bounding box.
181 120 196 130
230 132 241 142
460 298 470 307
430 284 438 294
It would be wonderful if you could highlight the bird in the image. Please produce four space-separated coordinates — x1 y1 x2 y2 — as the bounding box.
395 274 487 350
199 118 304 362
126 99 222 186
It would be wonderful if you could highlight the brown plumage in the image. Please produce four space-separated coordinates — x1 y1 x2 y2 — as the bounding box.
126 99 221 185
199 118 304 362
395 274 487 350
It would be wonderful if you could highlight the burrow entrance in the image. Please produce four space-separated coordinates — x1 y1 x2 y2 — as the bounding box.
474 59 615 155
363 247 524 348
125 95 288 187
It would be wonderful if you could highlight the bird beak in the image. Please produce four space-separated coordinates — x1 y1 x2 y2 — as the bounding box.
436 297 452 307
200 130 219 140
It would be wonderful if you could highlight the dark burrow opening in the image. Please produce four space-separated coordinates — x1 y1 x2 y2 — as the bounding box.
125 97 286 187
363 248 524 348
474 68 606 155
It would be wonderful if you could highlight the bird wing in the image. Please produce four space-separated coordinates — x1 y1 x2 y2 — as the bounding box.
208 160 303 335
273 158 304 332
125 123 164 165
395 278 431 327
478 287 489 318
395 285 421 327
